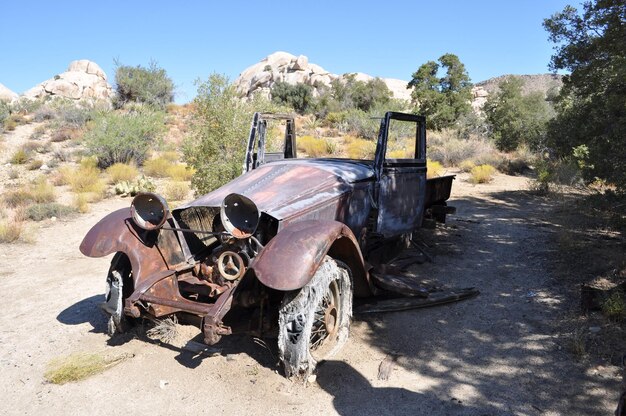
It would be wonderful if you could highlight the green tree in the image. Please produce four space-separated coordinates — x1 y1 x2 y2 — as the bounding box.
484 77 554 151
114 61 175 109
183 74 282 194
271 81 314 114
544 0 626 189
408 53 473 130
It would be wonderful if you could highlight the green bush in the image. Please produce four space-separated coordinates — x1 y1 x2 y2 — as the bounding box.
26 203 75 221
271 81 314 114
184 74 278 194
114 61 175 109
84 108 165 168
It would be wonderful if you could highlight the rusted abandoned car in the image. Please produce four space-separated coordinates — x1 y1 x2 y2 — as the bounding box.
80 111 460 378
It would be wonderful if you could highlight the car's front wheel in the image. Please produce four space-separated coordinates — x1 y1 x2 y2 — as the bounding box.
103 252 135 335
278 257 352 379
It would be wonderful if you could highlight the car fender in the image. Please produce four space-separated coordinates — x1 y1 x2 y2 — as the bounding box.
79 208 170 285
250 220 372 297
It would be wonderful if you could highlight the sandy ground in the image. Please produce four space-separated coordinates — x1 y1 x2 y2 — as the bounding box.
0 126 621 415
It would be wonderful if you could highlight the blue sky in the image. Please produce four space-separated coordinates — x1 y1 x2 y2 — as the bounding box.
1 0 573 103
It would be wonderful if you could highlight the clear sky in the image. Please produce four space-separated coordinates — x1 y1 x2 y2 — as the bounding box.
0 0 573 103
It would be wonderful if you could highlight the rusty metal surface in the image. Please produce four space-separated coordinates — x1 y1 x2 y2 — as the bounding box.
79 208 175 289
250 220 367 292
425 175 456 208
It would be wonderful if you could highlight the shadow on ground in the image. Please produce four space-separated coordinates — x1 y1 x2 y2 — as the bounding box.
352 190 618 414
56 294 108 334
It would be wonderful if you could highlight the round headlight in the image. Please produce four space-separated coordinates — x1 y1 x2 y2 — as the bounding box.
130 192 169 231
220 193 259 239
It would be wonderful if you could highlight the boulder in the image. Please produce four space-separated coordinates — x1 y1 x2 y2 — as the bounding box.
0 83 18 102
291 55 309 71
22 59 113 102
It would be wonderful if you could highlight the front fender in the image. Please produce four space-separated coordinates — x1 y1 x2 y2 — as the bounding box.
79 208 170 285
250 220 371 296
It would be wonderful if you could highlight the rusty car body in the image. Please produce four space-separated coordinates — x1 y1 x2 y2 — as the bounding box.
80 111 457 377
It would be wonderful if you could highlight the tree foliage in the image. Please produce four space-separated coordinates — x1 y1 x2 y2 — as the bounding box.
84 108 164 168
184 74 281 194
271 81 314 114
408 54 473 130
544 0 626 189
114 61 175 109
484 77 554 151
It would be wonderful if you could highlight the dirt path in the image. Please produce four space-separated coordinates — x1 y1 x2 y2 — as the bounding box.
0 173 620 415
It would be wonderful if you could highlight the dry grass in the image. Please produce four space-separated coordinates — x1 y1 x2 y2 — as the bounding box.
4 176 56 207
388 148 412 158
50 127 82 143
27 159 43 170
10 148 29 164
160 151 180 162
74 193 90 213
144 157 172 178
167 164 194 181
106 163 139 184
459 160 476 173
569 328 587 358
297 136 332 157
26 203 75 221
0 220 24 243
44 352 130 385
427 159 444 179
469 164 496 184
146 316 179 343
164 181 190 201
68 160 106 198
345 136 376 159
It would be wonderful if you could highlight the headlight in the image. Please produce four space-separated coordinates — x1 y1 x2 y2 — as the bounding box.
130 192 169 230
220 193 259 239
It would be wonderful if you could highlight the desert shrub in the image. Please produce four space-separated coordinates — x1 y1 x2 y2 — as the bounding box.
167 164 194 181
27 159 43 170
160 151 179 162
106 163 139 184
0 220 23 243
84 108 164 168
428 129 501 167
602 292 626 321
459 160 476 173
114 61 175 109
68 162 106 196
297 135 331 157
427 159 444 178
51 127 81 142
143 157 172 178
74 193 89 213
271 81 314 114
345 137 377 159
337 109 380 140
165 181 190 201
10 148 29 164
4 177 56 207
470 164 496 184
0 101 9 131
26 203 75 221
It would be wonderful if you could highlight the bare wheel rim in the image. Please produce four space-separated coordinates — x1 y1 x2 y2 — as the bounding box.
310 279 341 361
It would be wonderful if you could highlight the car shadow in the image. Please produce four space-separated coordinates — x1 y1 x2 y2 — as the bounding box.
316 360 473 416
56 294 108 334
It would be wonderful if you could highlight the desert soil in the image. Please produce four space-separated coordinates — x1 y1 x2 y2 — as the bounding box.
0 136 622 415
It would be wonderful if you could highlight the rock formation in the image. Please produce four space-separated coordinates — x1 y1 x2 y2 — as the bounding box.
234 52 412 102
0 83 18 102
22 60 113 102
235 52 562 112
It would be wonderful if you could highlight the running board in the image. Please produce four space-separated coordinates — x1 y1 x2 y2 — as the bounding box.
354 287 480 314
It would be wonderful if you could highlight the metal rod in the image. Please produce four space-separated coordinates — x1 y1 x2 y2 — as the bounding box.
161 226 228 236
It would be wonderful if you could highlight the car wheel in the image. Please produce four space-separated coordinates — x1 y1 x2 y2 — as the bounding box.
278 257 352 379
103 253 134 336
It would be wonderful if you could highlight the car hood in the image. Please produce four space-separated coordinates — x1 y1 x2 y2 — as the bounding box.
177 159 374 221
